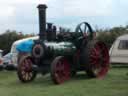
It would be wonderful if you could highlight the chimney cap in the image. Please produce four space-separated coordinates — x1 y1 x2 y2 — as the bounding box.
47 23 53 25
37 4 47 9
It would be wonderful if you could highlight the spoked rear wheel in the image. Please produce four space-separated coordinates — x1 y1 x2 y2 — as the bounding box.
81 41 110 78
17 55 37 83
51 56 71 84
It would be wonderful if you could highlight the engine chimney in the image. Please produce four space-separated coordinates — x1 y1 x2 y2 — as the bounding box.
37 4 47 40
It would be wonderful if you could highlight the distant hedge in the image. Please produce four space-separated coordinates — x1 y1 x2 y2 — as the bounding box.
97 26 128 49
0 30 34 55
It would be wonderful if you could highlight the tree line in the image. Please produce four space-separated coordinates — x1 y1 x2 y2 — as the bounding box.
97 25 128 49
0 30 35 55
0 25 128 55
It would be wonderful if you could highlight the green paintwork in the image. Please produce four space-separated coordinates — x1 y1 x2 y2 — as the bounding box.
44 41 77 56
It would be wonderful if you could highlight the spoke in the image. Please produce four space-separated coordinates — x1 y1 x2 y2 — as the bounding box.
103 58 108 62
22 73 27 80
28 72 32 80
21 70 25 75
25 72 29 80
56 71 63 82
55 62 61 71
90 60 99 66
24 59 29 65
101 63 106 67
79 27 83 33
21 65 26 70
84 25 86 33
90 52 97 59
90 54 97 59
92 48 99 55
93 67 101 74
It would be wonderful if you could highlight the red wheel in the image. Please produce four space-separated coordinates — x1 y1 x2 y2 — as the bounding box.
17 55 37 83
81 41 110 78
51 56 70 84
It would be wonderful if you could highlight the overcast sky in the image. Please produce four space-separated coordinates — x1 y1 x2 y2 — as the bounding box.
0 0 128 34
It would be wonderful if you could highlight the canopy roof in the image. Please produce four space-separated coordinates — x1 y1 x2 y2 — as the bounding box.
0 50 3 53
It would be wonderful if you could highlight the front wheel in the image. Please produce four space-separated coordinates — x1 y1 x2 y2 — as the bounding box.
17 55 37 83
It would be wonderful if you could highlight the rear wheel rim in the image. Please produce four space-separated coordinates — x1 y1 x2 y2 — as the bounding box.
52 57 70 84
89 42 109 78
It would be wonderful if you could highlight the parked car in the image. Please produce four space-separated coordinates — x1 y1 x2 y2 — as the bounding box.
109 34 128 64
3 53 12 65
4 36 38 70
3 53 16 70
0 50 3 70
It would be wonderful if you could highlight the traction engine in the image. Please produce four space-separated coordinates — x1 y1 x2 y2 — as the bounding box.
17 4 110 84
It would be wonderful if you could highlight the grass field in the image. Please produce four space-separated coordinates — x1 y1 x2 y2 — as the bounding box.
0 67 128 96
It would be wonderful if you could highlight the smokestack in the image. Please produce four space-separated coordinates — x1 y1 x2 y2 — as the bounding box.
37 4 47 40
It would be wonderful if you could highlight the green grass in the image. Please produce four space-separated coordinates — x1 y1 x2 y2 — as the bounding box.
0 68 128 96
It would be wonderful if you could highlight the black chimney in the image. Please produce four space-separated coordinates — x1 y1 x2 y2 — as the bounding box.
37 4 47 40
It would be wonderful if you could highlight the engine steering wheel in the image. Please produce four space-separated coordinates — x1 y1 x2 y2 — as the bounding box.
75 22 94 40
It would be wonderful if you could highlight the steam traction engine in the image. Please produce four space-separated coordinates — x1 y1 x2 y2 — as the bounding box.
17 4 110 84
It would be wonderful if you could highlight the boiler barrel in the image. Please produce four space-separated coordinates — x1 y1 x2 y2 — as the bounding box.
44 42 77 56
